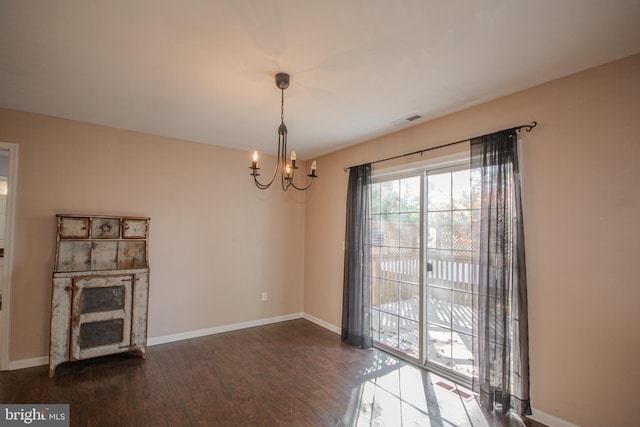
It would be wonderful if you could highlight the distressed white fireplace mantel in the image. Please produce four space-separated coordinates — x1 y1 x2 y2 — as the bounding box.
49 215 150 377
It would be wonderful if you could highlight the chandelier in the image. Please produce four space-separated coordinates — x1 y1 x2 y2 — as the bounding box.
250 72 317 191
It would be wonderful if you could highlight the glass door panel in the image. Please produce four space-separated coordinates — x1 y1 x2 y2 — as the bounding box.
370 175 421 360
424 167 477 382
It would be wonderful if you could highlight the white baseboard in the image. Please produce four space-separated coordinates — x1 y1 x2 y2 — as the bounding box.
147 312 304 346
3 313 337 371
4 313 305 371
303 313 341 335
529 408 579 427
3 314 341 370
8 356 48 370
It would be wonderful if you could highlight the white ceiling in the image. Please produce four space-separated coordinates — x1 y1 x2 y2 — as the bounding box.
1 1 639 159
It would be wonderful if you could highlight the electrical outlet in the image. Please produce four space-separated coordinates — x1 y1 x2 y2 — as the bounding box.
261 292 267 301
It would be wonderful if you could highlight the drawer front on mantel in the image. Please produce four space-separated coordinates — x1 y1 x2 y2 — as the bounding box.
59 217 90 239
122 219 148 239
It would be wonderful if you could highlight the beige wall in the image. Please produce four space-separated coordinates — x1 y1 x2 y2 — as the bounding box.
0 109 306 361
304 54 640 426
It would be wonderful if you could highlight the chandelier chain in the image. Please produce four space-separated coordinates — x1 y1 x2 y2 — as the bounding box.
281 87 285 126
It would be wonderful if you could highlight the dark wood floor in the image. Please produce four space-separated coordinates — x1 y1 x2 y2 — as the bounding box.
1 319 546 426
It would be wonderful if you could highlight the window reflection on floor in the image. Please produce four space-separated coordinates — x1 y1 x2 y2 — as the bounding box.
342 352 511 427
372 297 479 378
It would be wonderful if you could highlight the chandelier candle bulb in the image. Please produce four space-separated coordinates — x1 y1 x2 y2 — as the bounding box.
252 151 259 169
291 150 297 169
311 161 317 175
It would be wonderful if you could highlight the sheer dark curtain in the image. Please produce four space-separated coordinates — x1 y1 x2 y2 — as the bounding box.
471 130 531 415
342 163 373 349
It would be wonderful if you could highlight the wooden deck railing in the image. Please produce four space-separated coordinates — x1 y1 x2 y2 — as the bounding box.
372 248 478 306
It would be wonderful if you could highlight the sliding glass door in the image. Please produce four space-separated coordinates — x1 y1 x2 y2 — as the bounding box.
370 163 479 384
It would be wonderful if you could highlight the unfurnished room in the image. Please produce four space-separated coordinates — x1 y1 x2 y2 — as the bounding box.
0 1 639 426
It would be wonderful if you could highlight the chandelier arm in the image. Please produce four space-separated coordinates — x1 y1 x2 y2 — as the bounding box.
254 176 273 189
280 131 291 191
288 176 316 191
253 170 275 189
253 133 283 189
253 163 278 189
287 157 316 191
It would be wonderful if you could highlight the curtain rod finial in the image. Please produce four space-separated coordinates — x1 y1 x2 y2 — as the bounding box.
519 121 537 132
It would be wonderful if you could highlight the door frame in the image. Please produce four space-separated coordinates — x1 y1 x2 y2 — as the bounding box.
0 142 19 371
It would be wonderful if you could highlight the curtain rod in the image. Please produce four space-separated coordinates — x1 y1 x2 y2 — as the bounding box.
343 121 537 172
